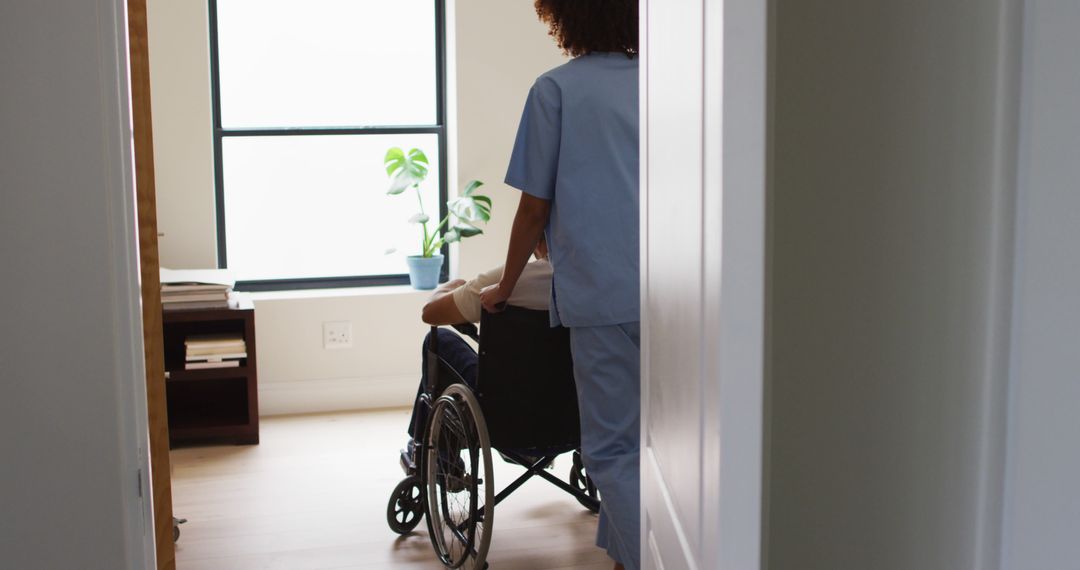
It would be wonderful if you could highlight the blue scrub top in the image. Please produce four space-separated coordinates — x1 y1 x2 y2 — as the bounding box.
505 53 640 328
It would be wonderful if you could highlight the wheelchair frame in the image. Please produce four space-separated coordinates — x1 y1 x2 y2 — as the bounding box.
387 320 600 569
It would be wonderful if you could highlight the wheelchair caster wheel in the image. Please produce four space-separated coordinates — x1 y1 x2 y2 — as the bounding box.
387 476 424 534
172 517 187 542
570 451 600 513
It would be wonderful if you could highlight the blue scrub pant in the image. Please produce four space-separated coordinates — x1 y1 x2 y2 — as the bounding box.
569 322 641 570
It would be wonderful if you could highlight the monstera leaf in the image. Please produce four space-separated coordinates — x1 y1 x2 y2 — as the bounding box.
455 224 483 238
384 147 430 195
442 223 484 244
448 180 492 224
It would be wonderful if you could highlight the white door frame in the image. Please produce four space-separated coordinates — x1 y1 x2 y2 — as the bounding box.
640 0 769 567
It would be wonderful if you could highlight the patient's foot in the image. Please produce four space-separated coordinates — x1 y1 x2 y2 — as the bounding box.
399 438 418 475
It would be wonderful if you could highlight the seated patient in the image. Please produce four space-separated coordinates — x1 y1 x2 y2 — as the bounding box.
400 237 552 471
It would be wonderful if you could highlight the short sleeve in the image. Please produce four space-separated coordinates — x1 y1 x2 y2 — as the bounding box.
505 77 562 200
451 265 504 323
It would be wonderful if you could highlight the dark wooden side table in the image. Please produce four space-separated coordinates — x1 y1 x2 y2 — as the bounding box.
162 306 259 446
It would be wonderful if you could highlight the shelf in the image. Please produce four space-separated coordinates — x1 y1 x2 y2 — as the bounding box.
162 306 258 448
169 424 258 446
170 412 250 431
162 306 250 323
166 365 250 382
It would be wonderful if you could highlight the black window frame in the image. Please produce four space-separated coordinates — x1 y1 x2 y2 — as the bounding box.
208 0 449 292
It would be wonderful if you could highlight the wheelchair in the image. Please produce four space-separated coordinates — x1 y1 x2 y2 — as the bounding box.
386 305 600 569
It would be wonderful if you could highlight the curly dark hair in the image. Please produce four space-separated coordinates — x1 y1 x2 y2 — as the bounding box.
534 0 638 57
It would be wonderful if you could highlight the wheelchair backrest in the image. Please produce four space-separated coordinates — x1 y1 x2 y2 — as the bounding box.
476 306 580 450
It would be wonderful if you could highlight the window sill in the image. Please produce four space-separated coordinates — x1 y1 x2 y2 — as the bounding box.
241 284 428 302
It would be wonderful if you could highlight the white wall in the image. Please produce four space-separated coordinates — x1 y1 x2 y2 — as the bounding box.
453 0 568 279
766 1 1019 568
146 0 566 414
1000 1 1080 567
0 0 154 567
147 0 218 268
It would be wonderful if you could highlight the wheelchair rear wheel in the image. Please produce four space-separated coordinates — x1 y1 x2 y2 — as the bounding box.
423 384 494 569
570 450 601 514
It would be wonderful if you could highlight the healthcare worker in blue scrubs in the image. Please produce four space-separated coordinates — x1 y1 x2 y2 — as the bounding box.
479 2 640 569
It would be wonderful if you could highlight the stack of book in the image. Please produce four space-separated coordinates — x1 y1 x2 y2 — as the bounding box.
161 283 231 310
161 268 236 311
185 334 247 369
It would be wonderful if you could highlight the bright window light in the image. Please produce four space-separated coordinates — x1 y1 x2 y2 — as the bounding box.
216 0 437 128
210 0 445 289
222 134 441 282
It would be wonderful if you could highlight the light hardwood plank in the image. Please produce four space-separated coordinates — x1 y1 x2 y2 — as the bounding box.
172 409 611 569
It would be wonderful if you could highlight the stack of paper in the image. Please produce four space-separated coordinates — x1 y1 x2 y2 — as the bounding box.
161 268 235 310
185 334 247 370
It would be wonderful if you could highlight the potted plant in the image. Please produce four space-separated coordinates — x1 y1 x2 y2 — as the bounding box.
384 146 492 290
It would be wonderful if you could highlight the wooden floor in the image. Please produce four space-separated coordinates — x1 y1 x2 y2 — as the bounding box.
171 409 611 569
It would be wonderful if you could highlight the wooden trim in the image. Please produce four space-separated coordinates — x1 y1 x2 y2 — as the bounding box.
126 0 177 567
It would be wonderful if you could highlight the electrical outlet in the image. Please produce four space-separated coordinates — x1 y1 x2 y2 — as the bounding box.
323 321 353 349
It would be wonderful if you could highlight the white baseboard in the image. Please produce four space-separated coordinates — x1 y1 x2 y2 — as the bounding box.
259 375 417 416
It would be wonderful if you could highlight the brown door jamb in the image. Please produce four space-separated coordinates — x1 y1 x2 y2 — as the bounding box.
126 1 177 567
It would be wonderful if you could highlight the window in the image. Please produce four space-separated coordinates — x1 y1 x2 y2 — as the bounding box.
209 0 447 290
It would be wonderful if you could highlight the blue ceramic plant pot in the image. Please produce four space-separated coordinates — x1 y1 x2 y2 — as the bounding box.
406 254 444 290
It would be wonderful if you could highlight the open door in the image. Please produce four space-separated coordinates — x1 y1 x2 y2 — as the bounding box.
127 0 177 566
640 0 768 568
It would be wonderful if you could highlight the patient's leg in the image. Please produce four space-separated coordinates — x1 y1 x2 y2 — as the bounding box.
402 329 479 470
